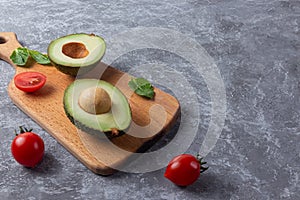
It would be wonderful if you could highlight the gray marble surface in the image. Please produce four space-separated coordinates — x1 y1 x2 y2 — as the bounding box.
0 0 299 199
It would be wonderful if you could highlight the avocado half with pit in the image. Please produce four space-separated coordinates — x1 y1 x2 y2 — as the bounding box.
48 33 106 76
64 79 131 137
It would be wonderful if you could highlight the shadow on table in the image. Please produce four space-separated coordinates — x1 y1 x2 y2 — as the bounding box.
183 172 237 198
26 152 63 175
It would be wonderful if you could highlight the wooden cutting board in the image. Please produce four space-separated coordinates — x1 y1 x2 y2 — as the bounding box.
0 32 180 175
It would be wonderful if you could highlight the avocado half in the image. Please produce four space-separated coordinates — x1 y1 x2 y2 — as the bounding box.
48 33 106 76
64 79 131 137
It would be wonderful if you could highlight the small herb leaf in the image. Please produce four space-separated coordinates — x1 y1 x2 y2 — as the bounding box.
128 78 138 91
10 47 29 66
135 87 155 99
128 78 155 99
29 50 51 64
10 47 50 66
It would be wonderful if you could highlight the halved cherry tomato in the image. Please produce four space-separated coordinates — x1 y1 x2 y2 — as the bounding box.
14 71 46 93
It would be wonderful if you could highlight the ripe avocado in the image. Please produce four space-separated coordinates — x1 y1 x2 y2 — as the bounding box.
64 79 131 137
48 33 106 76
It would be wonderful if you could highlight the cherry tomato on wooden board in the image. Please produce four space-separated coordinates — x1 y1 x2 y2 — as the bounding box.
164 154 208 186
11 126 45 168
14 71 46 93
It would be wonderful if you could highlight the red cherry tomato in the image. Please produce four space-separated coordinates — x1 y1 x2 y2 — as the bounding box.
164 154 208 186
11 127 45 168
14 71 46 93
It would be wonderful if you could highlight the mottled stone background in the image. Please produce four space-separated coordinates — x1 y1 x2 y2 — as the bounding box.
0 0 299 199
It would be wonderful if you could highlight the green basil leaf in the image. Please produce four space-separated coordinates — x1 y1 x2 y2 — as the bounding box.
10 47 50 66
128 78 138 91
128 78 155 99
135 78 150 87
10 47 29 66
29 49 51 64
135 87 155 99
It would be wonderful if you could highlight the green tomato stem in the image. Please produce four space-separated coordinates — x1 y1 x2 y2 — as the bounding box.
196 154 209 173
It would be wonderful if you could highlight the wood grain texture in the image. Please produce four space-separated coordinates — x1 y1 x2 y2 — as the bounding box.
0 32 180 175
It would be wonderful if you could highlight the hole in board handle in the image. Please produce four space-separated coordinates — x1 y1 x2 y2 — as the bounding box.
0 36 7 44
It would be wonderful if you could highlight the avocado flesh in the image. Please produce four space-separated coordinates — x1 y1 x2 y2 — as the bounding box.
64 79 131 135
48 33 106 76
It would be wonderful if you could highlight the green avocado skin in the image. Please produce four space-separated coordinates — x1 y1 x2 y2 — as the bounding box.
63 103 125 139
52 61 99 76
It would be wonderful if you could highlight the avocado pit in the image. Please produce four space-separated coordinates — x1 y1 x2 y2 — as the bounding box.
62 42 89 59
78 87 111 115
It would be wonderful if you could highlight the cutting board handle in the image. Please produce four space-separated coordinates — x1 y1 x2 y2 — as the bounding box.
0 32 22 66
